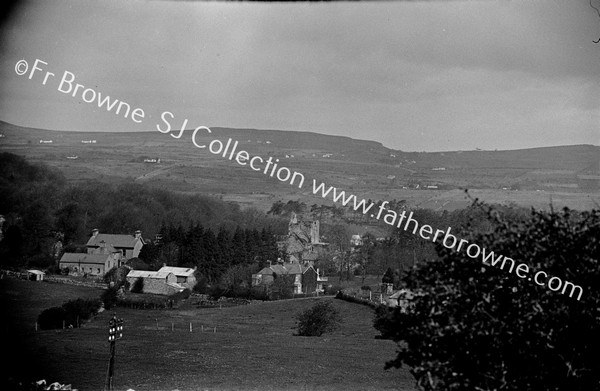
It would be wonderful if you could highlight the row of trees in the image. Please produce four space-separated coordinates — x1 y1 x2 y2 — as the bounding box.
0 152 288 270
139 222 280 283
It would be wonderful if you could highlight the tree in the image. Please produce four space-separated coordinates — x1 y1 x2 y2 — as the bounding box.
374 205 600 391
270 273 295 300
296 301 342 336
327 224 352 280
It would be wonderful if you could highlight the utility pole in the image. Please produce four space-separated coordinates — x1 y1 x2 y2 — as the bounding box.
104 314 123 391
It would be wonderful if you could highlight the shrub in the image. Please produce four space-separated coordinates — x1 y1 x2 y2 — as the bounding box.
101 286 119 310
324 284 343 295
169 288 191 302
269 274 294 300
207 284 228 300
296 301 342 336
130 277 144 293
103 266 129 288
38 306 66 330
38 298 102 329
249 286 269 301
374 204 600 391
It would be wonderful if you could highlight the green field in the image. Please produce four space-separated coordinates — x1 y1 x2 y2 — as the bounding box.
1 277 415 391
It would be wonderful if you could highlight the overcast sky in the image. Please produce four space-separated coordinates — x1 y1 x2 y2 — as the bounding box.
0 0 598 152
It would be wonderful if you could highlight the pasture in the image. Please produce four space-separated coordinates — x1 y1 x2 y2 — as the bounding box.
0 277 415 391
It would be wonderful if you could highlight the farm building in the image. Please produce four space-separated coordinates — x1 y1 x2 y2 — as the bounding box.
157 265 197 290
86 229 145 258
252 261 321 294
126 270 185 295
59 253 120 276
26 269 45 281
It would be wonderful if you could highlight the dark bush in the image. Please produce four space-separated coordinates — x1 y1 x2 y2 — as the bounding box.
61 298 102 326
130 277 144 293
207 284 228 300
103 266 129 288
269 274 294 300
193 275 209 293
374 204 600 391
169 288 192 302
361 285 371 291
38 298 102 329
101 286 119 310
324 284 343 295
249 286 270 301
296 301 342 337
38 306 66 330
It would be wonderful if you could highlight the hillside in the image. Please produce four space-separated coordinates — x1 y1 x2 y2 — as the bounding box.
0 121 597 214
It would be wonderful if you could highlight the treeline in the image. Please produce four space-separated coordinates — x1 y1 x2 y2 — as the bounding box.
139 222 280 283
0 152 287 269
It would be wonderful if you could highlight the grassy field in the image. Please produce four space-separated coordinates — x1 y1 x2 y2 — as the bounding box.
0 277 415 391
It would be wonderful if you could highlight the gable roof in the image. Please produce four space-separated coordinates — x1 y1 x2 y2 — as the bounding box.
158 266 195 277
87 234 143 249
60 253 112 265
254 263 315 276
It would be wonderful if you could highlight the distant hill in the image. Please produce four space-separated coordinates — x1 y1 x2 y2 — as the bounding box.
0 120 598 212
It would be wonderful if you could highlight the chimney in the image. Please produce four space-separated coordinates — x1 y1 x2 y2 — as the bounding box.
92 228 99 237
135 230 142 239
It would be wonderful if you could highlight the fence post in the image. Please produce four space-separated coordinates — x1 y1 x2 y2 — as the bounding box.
213 327 216 333
171 322 174 332
189 322 192 333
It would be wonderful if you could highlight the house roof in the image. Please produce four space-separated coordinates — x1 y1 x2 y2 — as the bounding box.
60 253 112 265
158 266 195 277
87 233 143 249
255 262 315 276
126 270 174 279
27 270 45 275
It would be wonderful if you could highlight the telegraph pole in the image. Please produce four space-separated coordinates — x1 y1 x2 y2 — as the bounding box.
104 314 123 391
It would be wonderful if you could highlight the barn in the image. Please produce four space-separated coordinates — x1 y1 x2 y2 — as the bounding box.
126 270 186 295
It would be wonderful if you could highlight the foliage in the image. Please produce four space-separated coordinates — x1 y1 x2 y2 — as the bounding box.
374 204 600 391
38 298 102 329
103 266 130 288
101 286 119 310
270 274 295 300
131 277 144 293
324 284 343 295
168 288 191 302
37 306 66 330
296 301 342 336
0 153 286 271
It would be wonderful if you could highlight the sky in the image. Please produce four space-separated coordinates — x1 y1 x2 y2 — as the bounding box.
0 0 598 152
